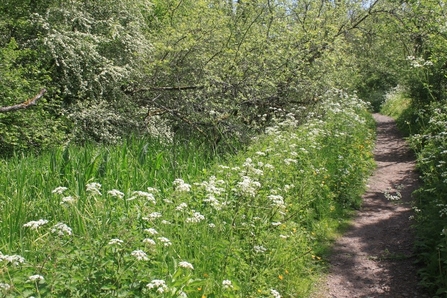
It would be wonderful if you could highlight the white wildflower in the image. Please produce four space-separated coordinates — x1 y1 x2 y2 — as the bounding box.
146 279 168 293
131 250 149 261
254 245 267 253
179 261 194 270
237 176 261 197
60 196 76 205
143 238 156 245
0 253 25 265
108 238 124 245
52 186 68 194
23 219 49 230
176 203 188 211
0 283 11 291
270 289 281 298
222 279 233 289
158 237 172 247
86 182 102 195
208 223 216 228
186 211 205 223
51 222 73 236
144 228 158 235
27 275 44 282
143 212 162 220
272 222 282 226
161 220 172 225
108 189 124 198
173 178 191 192
268 194 285 208
284 158 298 165
147 187 159 193
129 191 156 204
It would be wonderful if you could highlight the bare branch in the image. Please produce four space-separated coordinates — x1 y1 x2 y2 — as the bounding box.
0 89 47 113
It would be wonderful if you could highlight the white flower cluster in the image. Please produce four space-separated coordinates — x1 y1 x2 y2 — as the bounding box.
237 176 261 197
23 219 49 230
131 250 149 261
108 238 124 245
179 261 194 270
173 178 191 192
270 289 281 298
27 275 44 282
0 253 25 266
108 189 124 198
86 182 102 196
51 222 73 236
129 190 156 204
186 211 205 223
52 186 68 194
222 279 233 289
146 279 168 293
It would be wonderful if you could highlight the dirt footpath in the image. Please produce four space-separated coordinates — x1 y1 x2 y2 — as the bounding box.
315 114 428 298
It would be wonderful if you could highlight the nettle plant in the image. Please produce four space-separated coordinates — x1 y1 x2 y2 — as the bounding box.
0 90 375 297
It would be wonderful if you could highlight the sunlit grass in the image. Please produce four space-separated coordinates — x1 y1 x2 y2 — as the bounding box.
0 90 375 297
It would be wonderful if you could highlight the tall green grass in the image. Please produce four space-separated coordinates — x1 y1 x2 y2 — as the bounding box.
0 90 375 297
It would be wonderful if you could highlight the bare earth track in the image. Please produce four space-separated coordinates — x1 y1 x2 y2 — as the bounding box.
315 114 428 298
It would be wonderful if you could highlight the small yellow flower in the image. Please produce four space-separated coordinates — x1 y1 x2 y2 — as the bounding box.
198 287 202 291
279 274 284 280
285 269 289 274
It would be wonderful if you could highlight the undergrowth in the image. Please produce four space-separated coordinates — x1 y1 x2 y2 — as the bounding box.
0 90 375 297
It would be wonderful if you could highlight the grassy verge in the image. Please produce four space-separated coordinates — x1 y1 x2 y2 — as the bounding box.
0 90 375 297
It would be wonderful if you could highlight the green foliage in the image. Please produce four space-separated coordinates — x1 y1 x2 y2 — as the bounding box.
0 38 65 155
403 101 447 295
0 91 375 297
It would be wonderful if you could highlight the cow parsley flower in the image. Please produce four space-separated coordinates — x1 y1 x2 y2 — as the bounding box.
86 182 102 195
146 279 168 293
129 191 156 204
60 196 76 205
144 228 158 235
268 194 285 208
0 283 11 291
108 189 124 198
173 178 191 192
237 176 261 197
186 211 205 223
254 245 267 253
108 238 124 245
143 238 156 245
143 212 162 220
23 219 49 230
0 253 25 265
131 250 149 261
27 275 44 282
51 222 73 236
52 186 68 194
270 289 281 298
179 261 194 270
176 203 188 211
158 237 172 246
222 279 233 289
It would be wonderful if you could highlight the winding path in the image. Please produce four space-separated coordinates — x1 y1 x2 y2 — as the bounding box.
315 114 427 297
